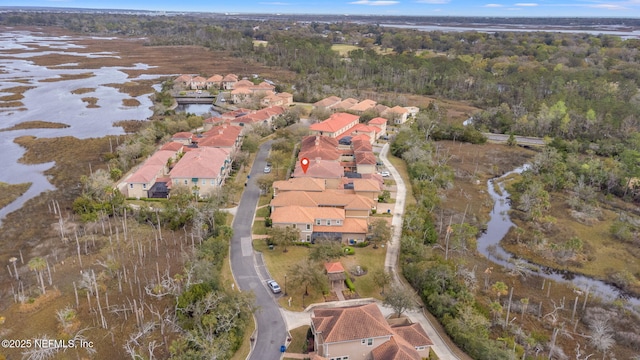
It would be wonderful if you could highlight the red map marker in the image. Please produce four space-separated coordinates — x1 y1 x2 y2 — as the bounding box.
300 157 310 174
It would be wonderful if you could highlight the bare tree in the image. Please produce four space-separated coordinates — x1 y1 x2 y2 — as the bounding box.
383 284 417 317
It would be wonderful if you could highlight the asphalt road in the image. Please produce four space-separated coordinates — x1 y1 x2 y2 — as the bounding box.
229 140 288 360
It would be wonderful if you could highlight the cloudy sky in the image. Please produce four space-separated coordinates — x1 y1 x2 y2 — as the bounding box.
7 0 640 17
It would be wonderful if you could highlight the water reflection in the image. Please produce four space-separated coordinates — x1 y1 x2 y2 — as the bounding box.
477 165 640 307
0 31 169 224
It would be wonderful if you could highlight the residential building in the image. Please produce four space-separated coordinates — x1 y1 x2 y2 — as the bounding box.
349 99 377 114
190 76 206 90
299 136 342 162
261 92 293 108
333 98 359 111
205 74 223 89
171 132 193 145
175 74 192 88
292 159 344 188
169 147 231 198
270 190 375 218
311 303 432 360
230 106 286 129
270 205 367 243
195 123 243 157
273 177 326 196
385 106 410 124
368 117 387 137
309 113 360 138
126 150 176 199
313 96 342 110
222 74 239 90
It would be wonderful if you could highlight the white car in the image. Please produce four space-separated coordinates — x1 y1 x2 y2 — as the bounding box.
263 166 272 173
266 280 281 294
379 171 391 177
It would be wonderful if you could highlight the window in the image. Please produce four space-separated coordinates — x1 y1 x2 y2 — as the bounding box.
316 219 321 225
184 180 188 185
129 184 133 189
337 220 341 225
202 179 206 185
292 224 297 229
326 220 330 225
362 338 373 346
416 346 426 351
143 184 147 189
306 224 311 230
306 234 311 242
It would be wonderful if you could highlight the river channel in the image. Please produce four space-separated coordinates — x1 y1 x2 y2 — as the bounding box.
478 165 640 308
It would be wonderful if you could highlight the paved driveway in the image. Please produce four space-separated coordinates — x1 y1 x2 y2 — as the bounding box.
230 140 288 360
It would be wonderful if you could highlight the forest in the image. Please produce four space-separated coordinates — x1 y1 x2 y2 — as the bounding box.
2 10 640 359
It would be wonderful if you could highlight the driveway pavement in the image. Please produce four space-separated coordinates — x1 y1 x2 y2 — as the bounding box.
229 140 288 360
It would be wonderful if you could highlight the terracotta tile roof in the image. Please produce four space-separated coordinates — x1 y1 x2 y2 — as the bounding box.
324 262 345 274
222 74 238 82
128 150 175 183
299 148 341 162
231 87 253 94
349 178 382 192
273 178 326 193
391 323 434 347
160 142 184 152
374 104 390 114
206 74 223 82
172 132 193 140
191 76 206 83
313 96 342 108
198 125 242 148
369 117 387 125
388 105 409 114
271 190 374 210
293 159 343 179
355 151 377 165
310 113 360 133
235 79 254 87
175 74 192 83
349 99 377 112
270 205 344 224
370 336 421 360
333 98 359 111
352 137 373 152
301 135 339 150
170 147 229 179
312 303 393 343
204 116 226 126
314 218 368 234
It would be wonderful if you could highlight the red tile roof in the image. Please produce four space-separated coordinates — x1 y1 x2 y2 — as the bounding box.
128 150 175 183
310 113 360 133
355 151 377 165
391 323 434 347
292 159 343 179
324 262 345 274
333 98 359 111
270 190 374 210
349 99 377 112
271 205 344 224
160 142 184 152
170 147 229 179
222 74 238 82
273 178 326 193
198 124 242 148
313 96 342 108
172 132 193 140
388 105 409 114
301 135 339 150
368 117 387 125
312 303 393 343
206 74 223 82
369 336 421 360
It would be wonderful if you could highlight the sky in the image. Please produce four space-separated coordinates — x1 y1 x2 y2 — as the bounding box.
6 0 640 17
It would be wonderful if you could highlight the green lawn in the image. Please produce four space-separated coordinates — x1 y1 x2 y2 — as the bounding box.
256 205 270 218
252 220 269 235
331 44 361 56
255 240 387 308
286 325 310 355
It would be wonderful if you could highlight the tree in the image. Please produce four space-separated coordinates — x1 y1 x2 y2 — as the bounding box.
288 260 328 297
308 240 343 262
370 218 391 249
372 269 391 294
256 174 274 195
28 257 47 295
491 281 508 300
268 226 300 252
383 284 416 317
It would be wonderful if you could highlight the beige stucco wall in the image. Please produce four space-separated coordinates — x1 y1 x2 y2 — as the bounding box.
320 336 392 360
127 183 149 199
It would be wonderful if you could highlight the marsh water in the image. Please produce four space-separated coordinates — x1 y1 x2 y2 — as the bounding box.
479 165 640 307
0 30 168 224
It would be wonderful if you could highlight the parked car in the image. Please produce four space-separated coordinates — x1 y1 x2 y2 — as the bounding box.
266 280 281 294
379 171 391 177
263 166 272 173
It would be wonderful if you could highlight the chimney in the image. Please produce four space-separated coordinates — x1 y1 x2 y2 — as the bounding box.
315 157 321 164
315 136 320 146
218 129 224 135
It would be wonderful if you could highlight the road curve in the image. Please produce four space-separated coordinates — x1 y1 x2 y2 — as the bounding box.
229 140 288 360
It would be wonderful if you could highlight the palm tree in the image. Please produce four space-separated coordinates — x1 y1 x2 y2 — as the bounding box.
28 257 47 295
491 281 508 300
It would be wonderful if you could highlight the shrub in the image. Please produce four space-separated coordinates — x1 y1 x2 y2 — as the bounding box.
343 247 355 255
264 216 272 227
344 273 356 292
